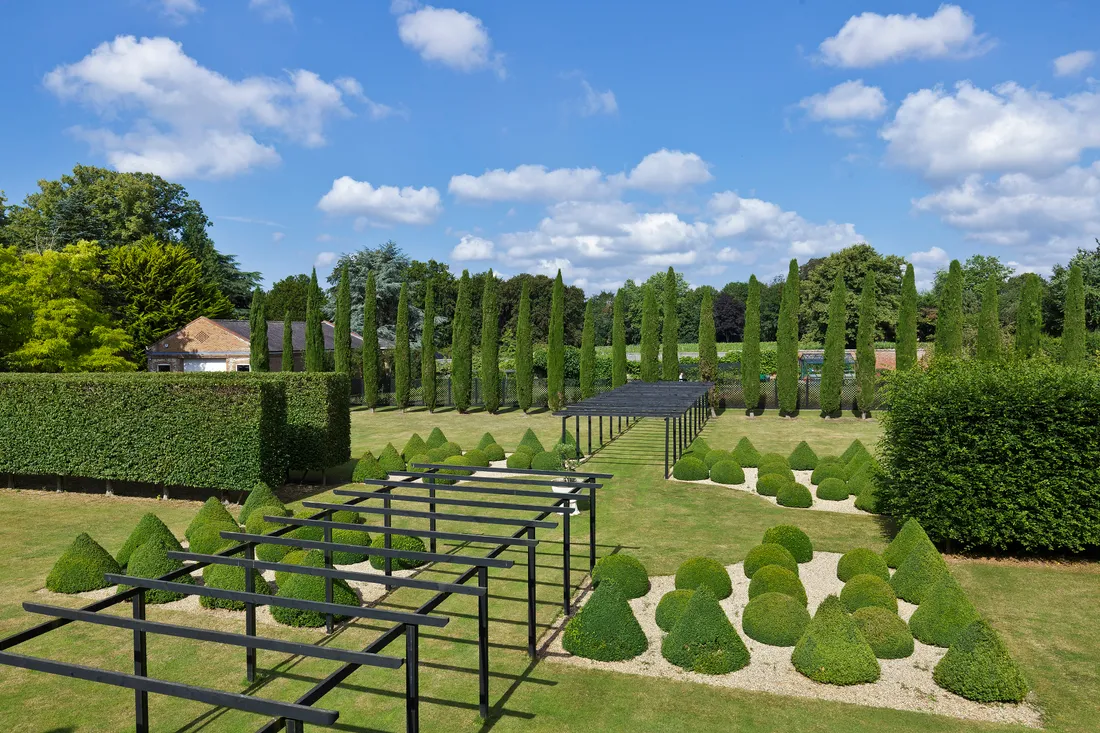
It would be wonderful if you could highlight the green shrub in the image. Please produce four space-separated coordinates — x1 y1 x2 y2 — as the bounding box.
563 582 647 661
743 543 798 578
351 451 387 482
331 527 373 564
889 540 949 604
762 525 813 563
854 481 880 513
506 451 532 469
513 443 536 457
116 514 182 568
275 549 325 585
531 451 564 471
852 606 914 659
245 513 292 562
238 483 288 526
483 443 505 462
655 589 694 632
837 548 889 582
883 518 932 568
703 449 733 468
709 460 745 485
662 587 750 674
840 439 870 465
329 509 361 525
463 448 490 468
438 440 463 457
788 441 819 470
188 521 238 556
402 433 427 460
263 373 351 472
406 453 430 469
286 511 323 543
909 573 980 647
791 595 880 685
476 432 497 451
840 574 898 613
46 533 121 593
672 456 708 481
272 573 359 627
201 564 271 610
742 592 811 646
436 455 472 485
368 535 427 570
518 428 545 455
674 557 732 599
816 455 839 466
592 554 649 598
732 437 761 467
425 446 450 463
933 620 1030 703
688 437 711 455
186 498 238 541
756 473 790 497
776 482 813 508
816 477 848 501
748 564 807 605
760 464 796 483
425 427 448 449
811 463 846 485
119 539 195 604
377 443 406 472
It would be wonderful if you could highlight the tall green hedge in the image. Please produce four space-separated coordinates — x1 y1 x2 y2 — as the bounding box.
640 284 660 382
547 270 565 410
395 282 410 410
262 373 351 472
421 280 437 412
580 298 596 399
481 269 501 413
612 289 627 388
937 260 964 359
452 270 472 412
856 271 876 417
880 361 1100 552
662 267 679 381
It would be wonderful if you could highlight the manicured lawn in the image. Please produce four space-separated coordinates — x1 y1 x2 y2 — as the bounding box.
0 408 1097 732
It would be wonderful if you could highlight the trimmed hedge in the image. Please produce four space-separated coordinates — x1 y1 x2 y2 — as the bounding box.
262 373 350 472
732 437 761 467
436 455 472 484
476 432 497 451
759 452 788 468
351 451 387 482
655 589 694 632
883 518 932 569
331 528 373 564
816 477 849 501
116 514 182 568
662 587 750 674
890 539 949 604
506 451 532 469
743 543 798 578
756 473 789 497
425 427 448 449
46 533 121 593
688 437 711 455
402 433 427 460
760 464 796 483
188 521 237 555
246 513 293 562
120 539 194 604
378 443 406 472
369 535 427 570
933 620 1029 703
518 428 545 455
840 574 898 613
563 582 647 661
425 447 451 463
674 557 732 599
853 606 914 659
483 443 505 462
748 565 807 606
275 549 324 585
709 460 745 485
777 482 813 508
464 448 490 468
531 451 564 471
187 497 238 540
672 456 709 481
788 441 819 470
840 439 870 465
238 483 288 526
909 573 980 647
703 449 734 469
791 595 880 685
762 525 813 563
272 573 359 627
811 462 846 485
201 564 271 610
854 481 880 513
836 548 889 582
742 592 811 646
592 554 650 599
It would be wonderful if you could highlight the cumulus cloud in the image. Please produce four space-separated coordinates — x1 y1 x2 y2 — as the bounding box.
314 251 338 268
579 80 617 116
908 246 951 290
819 4 991 68
708 191 864 258
800 80 887 121
317 176 442 225
623 149 713 193
1053 50 1095 77
396 5 505 78
452 235 495 260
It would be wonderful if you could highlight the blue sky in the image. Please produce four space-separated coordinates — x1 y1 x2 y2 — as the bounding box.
2 1 1099 292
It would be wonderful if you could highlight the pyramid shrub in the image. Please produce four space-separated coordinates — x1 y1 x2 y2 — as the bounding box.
883 518 931 568
672 456 708 481
688 437 711 455
116 514 182 568
788 441 818 470
275 549 325 585
506 451 532 469
46 533 121 593
748 564 807 605
842 454 872 481
756 473 790 497
201 564 271 610
743 543 798 579
655 589 694 632
811 463 846 485
776 482 813 508
762 525 813 563
703 449 733 469
186 498 237 541
238 483 289 526
331 527 372 564
840 439 870 465
188 521 238 556
890 540 949 604
425 427 448 449
674 557 732 599
272 573 359 628
816 477 848 501
840 574 898 613
852 606 914 659
476 432 497 451
369 534 427 570
402 433 428 460
518 428 545 456
483 443 505 462
732 437 761 467
563 582 647 661
909 573 980 647
377 443 406 473
662 587 750 674
351 451 387 482
742 592 811 646
759 452 788 467
120 539 195 604
709 460 745 485
837 548 889 582
933 620 1029 702
592 554 649 599
531 451 564 471
791 595 880 685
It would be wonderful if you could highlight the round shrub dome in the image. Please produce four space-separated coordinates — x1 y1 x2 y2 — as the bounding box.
531 450 564 471
776 482 814 508
483 443 506 462
661 587 750 675
852 606 914 659
889 539 949 604
756 473 790 497
186 498 237 542
816 477 849 501
836 548 889 582
562 582 647 662
275 549 325 586
245 513 290 562
709 460 745 485
732 437 761 467
121 539 195 604
436 455 472 485
759 452 788 468
742 592 812 646
791 595 880 685
463 448 491 468
883 518 932 569
272 573 359 628
811 462 846 486
331 528 372 564
238 483 287 526
762 525 813 563
188 520 238 556
703 449 734 469
201 564 271 611
909 573 980 648
476 432 497 451
116 513 182 568
788 441 819 470
840 574 898 613
592 554 650 599
743 543 799 579
759 464 795 483
46 533 122 594
932 620 1029 703
506 451 532 469
406 453 430 469
425 447 451 463
439 440 463 457
748 565 807 606
674 557 732 599
369 535 427 571
672 456 709 481
655 589 694 632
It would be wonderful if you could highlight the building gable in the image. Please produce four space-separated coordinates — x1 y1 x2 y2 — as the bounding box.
148 317 250 355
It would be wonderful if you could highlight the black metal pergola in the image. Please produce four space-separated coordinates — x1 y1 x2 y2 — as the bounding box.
553 380 714 477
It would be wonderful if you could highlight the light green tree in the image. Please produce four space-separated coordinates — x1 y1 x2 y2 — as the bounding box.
362 271 379 409
452 270 473 412
937 260 964 359
777 259 800 415
248 288 269 372
612 289 627 388
516 279 533 412
395 282 410 410
421 280 437 411
1062 264 1087 366
333 264 351 373
976 275 1001 362
856 272 876 418
640 285 660 382
547 270 565 410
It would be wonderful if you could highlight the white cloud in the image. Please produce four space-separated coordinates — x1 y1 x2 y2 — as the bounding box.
624 149 713 193
1054 50 1095 77
908 246 951 290
45 35 387 179
451 235 495 260
396 6 505 78
819 4 991 68
158 0 201 23
333 78 400 120
314 251 337 268
640 251 697 267
800 80 887 121
579 80 617 116
708 191 863 258
249 0 293 23
271 231 286 243
315 233 334 242
450 164 611 202
317 176 442 225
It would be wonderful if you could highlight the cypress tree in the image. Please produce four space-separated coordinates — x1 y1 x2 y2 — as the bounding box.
452 270 472 412
395 281 410 410
249 288 269 372
777 259 800 416
363 271 379 410
612 289 627 387
1063 263 1087 366
640 285 660 382
516 279 533 412
698 289 717 415
547 269 565 410
1015 273 1042 359
481 269 500 413
421 280 437 412
977 275 1002 362
333 264 351 374
856 271 876 418
937 260 964 359
580 298 596 398
820 275 846 417
741 275 761 415
281 310 293 372
305 268 324 372
896 263 918 371
662 266 679 380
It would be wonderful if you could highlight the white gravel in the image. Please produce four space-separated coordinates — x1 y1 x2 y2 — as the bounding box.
674 468 866 515
544 551 1042 727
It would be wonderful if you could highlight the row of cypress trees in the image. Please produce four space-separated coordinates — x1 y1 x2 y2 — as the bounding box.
248 266 336 375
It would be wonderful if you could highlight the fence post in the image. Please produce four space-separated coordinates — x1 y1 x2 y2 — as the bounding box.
132 591 148 733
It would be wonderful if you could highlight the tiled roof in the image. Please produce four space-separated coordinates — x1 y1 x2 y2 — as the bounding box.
209 320 374 352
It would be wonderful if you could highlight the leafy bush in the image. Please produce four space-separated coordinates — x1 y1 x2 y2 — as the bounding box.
889 540 949 604
518 428 545 455
883 518 932 569
756 473 790 497
425 447 451 463
201 564 271 610
563 582 647 661
592 554 649 598
759 464 795 483
762 525 813 563
672 456 709 481
476 432 497 451
688 437 711 455
854 481 880 513
351 451 387 482
425 427 448 449
332 527 373 564
188 521 238 556
880 361 1100 552
703 449 733 468
46 533 121 593
748 564 807 605
742 592 811 646
662 587 750 674
377 443 406 472
531 451 564 471
777 482 813 508
816 477 849 501
791 595 880 685
852 607 914 659
674 557 732 599
116 514 182 568
263 373 351 472
436 455 472 485
655 589 694 632
186 498 237 542
840 574 898 613
743 543 798 578
709 460 745 485
788 441 819 470
506 451 532 469
272 573 359 628
483 443 506 462
438 440 463 457
368 535 427 570
759 452 788 467
811 463 846 485
275 549 324 585
464 448 491 468
732 437 761 467
909 573 980 647
402 433 427 460
840 439 870 465
238 483 288 526
933 620 1029 703
246 513 293 562
119 539 195 604
836 548 889 582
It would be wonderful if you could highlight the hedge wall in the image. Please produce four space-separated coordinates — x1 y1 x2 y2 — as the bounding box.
879 361 1100 552
0 373 286 491
260 373 351 472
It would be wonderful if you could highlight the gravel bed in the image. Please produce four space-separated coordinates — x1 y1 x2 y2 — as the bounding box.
675 468 865 515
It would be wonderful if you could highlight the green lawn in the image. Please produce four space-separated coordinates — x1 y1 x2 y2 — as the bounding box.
0 409 1097 732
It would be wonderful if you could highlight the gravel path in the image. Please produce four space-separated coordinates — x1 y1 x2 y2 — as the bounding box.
675 468 865 515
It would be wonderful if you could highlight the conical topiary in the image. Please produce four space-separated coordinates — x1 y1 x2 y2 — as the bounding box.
791 595 880 685
933 620 1029 703
852 606 914 659
425 427 448 449
909 573 980 647
840 439 870 465
563 582 648 661
119 538 195 604
186 498 238 541
377 443 406 473
46 533 122 593
883 518 932 568
732 437 761 467
351 450 388 482
201 564 271 610
889 539 949 604
238 483 288 526
688 437 711 455
788 441 818 470
517 428 545 456
476 432 497 451
275 548 326 585
402 433 428 460
662 586 750 674
116 513 182 568
187 521 238 555
854 480 880 513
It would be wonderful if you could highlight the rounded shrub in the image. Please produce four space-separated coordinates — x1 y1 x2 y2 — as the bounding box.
201 564 271 610
188 521 238 556
759 464 796 483
275 549 324 586
116 513 182 568
436 455 472 485
674 557 732 599
811 462 846 485
238 483 287 526
756 473 790 497
483 443 506 462
186 498 237 542
402 432 428 460
854 481 880 514
120 539 195 604
438 440 463 457
531 450 564 471
748 565 807 606
331 527 373 564
742 592 812 646
840 574 898 613
909 573 980 648
272 573 359 628
882 518 931 568
351 451 387 482
552 441 579 460
662 587 750 674
743 543 798 579
688 437 711 455
246 513 292 562
703 449 734 469
425 446 451 463
933 620 1030 703
592 554 649 599
368 535 427 571
329 509 361 525
655 589 694 632
562 582 647 661
791 595 880 685
762 525 813 563
517 428 545 456
889 539 949 604
816 477 849 501
46 533 121 594
837 548 889 582
425 427 448 449
787 441 819 470
506 451 532 469
776 482 813 508
709 460 745 485
407 453 430 469
463 448 490 468
476 432 497 451
377 443 406 473
672 456 709 481
852 606 914 659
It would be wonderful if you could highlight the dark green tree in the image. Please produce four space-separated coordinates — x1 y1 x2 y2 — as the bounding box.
777 259 800 416
266 274 311 320
363 271 379 410
516 279 533 412
481 269 500 413
547 270 565 410
742 275 762 415
698 289 717 415
640 285 660 382
798 244 906 344
281 311 293 372
977 275 1002 362
248 288 269 372
896 263 918 370
612 289 627 388
305 269 324 372
421 280 437 411
856 272 876 418
662 267 679 380
395 282 410 410
452 270 472 412
937 260 964 359
820 276 846 417
333 264 351 374
1015 273 1042 359
1062 264 1087 366
580 298 596 398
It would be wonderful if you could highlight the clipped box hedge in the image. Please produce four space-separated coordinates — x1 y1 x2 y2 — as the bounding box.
259 372 351 472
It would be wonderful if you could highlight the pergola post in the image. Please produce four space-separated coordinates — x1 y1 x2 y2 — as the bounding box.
664 418 669 477
574 415 581 459
132 591 148 733
587 416 592 456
